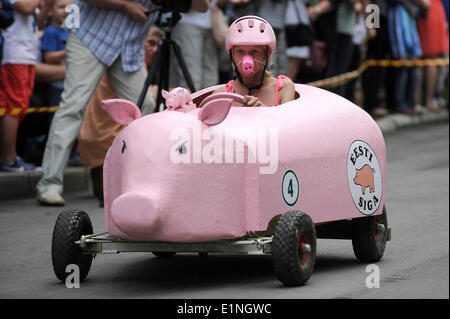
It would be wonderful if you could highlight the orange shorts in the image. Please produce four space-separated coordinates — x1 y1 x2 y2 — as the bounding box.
0 64 36 121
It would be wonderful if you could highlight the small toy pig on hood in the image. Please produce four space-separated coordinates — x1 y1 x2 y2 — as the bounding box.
162 87 196 112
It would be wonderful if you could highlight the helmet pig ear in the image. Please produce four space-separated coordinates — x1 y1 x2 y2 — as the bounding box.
103 99 142 125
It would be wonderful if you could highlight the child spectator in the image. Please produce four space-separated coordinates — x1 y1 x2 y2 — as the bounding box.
0 0 50 172
41 0 71 106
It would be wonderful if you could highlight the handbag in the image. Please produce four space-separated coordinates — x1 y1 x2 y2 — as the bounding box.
210 5 228 48
285 24 314 47
301 40 327 74
285 0 314 47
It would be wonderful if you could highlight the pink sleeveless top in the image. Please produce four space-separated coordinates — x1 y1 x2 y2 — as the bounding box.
225 75 288 107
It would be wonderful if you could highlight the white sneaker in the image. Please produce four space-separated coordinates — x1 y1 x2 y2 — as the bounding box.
37 189 65 206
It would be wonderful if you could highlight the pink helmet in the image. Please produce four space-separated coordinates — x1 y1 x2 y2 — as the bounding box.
225 15 276 52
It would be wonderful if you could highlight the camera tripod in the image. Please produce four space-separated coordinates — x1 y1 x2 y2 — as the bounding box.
137 12 196 111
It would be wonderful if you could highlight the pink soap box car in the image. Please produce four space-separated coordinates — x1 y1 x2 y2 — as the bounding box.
51 84 391 286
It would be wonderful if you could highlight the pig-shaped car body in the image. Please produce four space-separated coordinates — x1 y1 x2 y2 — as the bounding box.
102 84 386 242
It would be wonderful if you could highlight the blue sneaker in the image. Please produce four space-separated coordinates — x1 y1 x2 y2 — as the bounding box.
0 156 41 172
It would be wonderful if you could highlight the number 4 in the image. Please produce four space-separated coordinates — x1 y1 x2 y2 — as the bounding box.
288 179 293 197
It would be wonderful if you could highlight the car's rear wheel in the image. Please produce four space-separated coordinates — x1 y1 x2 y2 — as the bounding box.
51 209 93 282
351 205 388 262
272 211 316 286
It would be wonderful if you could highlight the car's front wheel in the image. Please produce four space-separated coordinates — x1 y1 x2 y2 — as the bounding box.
272 211 317 286
51 209 93 282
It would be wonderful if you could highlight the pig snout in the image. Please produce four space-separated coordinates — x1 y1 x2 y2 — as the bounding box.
111 192 161 238
242 54 254 74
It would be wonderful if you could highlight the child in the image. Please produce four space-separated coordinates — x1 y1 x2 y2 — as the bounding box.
214 15 296 107
0 0 42 172
41 0 71 106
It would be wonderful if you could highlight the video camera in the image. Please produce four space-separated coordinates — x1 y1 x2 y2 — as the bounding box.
151 0 192 13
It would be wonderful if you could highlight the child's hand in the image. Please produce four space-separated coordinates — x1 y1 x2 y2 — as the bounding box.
243 95 265 107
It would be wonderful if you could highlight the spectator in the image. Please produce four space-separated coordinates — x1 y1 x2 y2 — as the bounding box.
344 11 366 104
326 0 361 96
259 0 289 76
228 0 260 19
16 20 70 167
16 29 68 167
362 0 390 118
41 0 84 167
170 1 219 91
285 0 311 82
297 0 336 84
41 0 71 106
36 0 209 206
77 26 165 205
0 0 51 172
388 0 423 115
417 0 449 111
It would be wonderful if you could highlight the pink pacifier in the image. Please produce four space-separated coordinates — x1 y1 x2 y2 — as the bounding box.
241 54 254 74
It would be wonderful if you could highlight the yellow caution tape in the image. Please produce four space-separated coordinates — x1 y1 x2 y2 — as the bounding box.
0 106 59 117
307 57 449 88
0 57 448 116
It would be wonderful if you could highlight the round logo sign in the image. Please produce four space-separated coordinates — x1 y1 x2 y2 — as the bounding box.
282 170 300 207
347 141 382 215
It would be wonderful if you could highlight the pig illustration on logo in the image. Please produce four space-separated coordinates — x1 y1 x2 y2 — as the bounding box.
353 164 375 195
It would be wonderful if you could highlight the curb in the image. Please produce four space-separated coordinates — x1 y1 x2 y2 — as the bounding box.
375 109 449 134
0 167 91 200
0 109 448 200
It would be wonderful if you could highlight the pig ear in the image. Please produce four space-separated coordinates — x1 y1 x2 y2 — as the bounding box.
197 98 233 126
103 99 142 125
162 90 168 99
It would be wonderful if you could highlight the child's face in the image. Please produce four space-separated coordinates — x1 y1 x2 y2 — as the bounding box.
232 45 268 77
52 0 72 26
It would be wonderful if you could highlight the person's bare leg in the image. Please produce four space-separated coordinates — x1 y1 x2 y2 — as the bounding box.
0 116 19 163
425 65 439 111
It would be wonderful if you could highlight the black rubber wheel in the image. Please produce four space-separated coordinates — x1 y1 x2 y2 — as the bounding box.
272 211 317 286
51 209 93 282
351 205 388 263
152 252 176 258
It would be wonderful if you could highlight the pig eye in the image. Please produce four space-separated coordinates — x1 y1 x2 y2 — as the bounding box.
176 142 188 155
121 140 127 154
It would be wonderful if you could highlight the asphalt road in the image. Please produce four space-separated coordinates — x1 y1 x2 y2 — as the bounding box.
0 123 448 299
